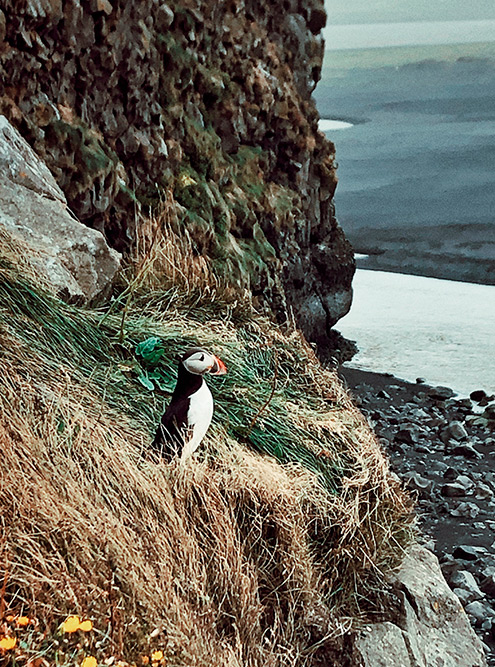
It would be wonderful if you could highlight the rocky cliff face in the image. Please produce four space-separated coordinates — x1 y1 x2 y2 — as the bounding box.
0 0 354 353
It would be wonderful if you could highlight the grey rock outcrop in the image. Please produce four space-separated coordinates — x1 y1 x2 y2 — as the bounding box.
351 545 486 666
0 115 120 302
352 622 412 666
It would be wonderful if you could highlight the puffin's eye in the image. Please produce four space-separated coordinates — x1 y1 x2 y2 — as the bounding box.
199 354 204 361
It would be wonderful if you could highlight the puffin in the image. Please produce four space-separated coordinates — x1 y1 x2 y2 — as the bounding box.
152 348 227 462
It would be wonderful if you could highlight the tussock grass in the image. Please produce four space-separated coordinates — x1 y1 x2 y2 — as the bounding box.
0 222 413 666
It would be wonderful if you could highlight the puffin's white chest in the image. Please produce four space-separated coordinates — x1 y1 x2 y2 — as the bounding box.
181 380 214 460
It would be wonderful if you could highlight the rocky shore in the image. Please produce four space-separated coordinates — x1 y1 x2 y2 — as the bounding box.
340 366 495 664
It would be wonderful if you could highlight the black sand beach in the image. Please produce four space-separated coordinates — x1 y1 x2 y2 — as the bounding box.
341 367 495 661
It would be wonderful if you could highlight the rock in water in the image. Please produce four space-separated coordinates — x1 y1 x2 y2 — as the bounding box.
0 116 120 302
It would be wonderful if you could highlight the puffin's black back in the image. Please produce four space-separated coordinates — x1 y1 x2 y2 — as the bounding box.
152 361 203 460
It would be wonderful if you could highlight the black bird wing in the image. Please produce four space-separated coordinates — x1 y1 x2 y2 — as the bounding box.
152 397 191 461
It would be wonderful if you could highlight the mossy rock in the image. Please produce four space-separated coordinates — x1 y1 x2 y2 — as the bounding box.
46 119 116 180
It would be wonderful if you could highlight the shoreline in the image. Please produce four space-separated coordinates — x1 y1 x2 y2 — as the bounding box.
340 365 495 662
353 251 495 288
340 365 434 396
336 268 495 397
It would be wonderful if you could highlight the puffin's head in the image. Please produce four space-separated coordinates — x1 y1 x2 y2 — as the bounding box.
180 348 227 376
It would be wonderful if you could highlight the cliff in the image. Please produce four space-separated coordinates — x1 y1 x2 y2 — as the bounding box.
0 0 354 356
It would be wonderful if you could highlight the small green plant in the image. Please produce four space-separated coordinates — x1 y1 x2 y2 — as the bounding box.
134 337 172 392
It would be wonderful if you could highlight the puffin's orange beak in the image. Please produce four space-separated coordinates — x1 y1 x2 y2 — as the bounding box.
210 356 227 375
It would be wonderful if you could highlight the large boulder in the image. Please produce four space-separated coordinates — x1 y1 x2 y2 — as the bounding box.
0 115 120 302
351 545 487 666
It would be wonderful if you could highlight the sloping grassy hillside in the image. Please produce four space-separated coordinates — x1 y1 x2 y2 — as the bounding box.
0 227 413 666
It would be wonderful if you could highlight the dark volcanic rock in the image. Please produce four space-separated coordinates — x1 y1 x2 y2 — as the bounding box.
450 502 480 519
451 570 484 604
451 443 483 459
453 546 480 562
471 390 488 403
441 483 468 498
481 575 495 599
0 0 354 354
395 427 418 445
428 386 456 400
441 420 469 442
465 600 495 626
484 404 495 421
341 366 495 662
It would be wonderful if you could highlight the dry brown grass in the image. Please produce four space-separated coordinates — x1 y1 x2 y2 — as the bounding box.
0 218 414 666
123 195 250 314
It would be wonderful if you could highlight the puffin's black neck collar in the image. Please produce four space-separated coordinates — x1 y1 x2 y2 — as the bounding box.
172 362 203 400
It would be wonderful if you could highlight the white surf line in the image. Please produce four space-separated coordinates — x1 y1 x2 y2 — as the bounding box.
338 269 495 396
318 119 354 131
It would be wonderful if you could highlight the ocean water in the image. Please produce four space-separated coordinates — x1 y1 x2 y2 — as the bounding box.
338 269 495 396
314 44 495 390
314 42 495 283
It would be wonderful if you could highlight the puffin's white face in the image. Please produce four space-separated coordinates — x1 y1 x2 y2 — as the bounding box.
181 348 227 376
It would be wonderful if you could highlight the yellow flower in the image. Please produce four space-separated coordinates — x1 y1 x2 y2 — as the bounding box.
81 657 97 667
179 173 196 187
151 650 163 662
79 620 93 632
62 615 81 633
0 636 17 650
141 657 150 666
16 616 30 627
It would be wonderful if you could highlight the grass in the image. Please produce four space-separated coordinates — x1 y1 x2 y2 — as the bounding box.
0 221 414 666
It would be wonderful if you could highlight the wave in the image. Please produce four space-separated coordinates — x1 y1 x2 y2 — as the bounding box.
318 119 354 131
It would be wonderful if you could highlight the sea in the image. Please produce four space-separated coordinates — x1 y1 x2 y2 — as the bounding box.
314 42 495 395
